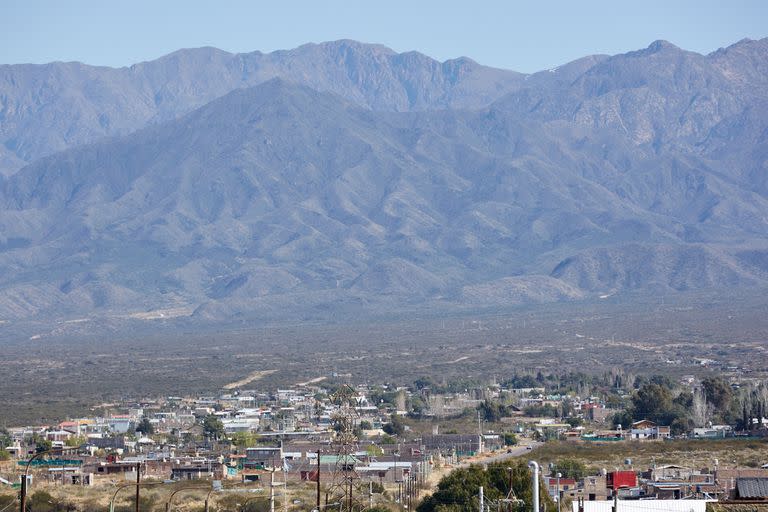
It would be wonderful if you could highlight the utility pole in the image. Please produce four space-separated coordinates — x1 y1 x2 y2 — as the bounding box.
19 473 27 512
409 476 413 509
612 491 618 512
317 450 321 510
270 470 275 512
135 462 141 512
404 475 408 510
369 480 373 509
477 411 483 454
479 485 484 512
407 475 412 509
408 475 416 507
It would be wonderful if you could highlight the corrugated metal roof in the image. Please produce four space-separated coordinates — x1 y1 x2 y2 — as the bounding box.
737 477 768 498
574 500 709 512
319 455 361 464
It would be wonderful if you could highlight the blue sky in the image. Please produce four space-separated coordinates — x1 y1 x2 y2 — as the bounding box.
2 0 766 73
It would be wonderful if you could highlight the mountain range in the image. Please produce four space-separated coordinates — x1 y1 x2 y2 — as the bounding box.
0 38 767 327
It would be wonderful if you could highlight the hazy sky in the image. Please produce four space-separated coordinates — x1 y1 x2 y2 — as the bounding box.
2 0 766 73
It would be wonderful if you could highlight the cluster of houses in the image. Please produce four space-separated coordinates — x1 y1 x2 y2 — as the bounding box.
0 384 498 493
546 465 768 506
3 377 767 508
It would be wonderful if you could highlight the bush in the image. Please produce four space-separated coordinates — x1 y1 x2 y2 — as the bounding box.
213 495 270 512
550 458 587 480
566 417 583 428
114 495 155 512
26 491 63 512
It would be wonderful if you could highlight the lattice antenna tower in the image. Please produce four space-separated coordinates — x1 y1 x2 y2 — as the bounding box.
324 384 365 512
498 466 526 512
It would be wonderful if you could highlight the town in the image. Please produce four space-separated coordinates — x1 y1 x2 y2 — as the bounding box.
2 370 767 511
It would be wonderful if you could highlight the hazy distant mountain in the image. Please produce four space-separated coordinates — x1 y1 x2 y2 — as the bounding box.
0 40 524 176
0 38 767 325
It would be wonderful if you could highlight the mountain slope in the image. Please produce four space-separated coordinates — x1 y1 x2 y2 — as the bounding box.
1 38 767 326
0 40 524 176
1 71 768 323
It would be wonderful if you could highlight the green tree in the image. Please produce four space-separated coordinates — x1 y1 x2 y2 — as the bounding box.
417 460 555 512
0 448 10 461
565 417 583 428
33 436 52 454
65 435 87 447
503 432 518 446
414 377 435 390
550 459 586 480
369 388 399 407
0 428 12 448
230 431 259 448
702 377 734 421
135 417 154 435
673 391 694 409
382 414 405 437
648 375 677 389
632 384 673 422
504 374 539 389
628 383 690 431
202 414 225 440
359 420 373 430
409 395 427 416
605 393 626 410
612 410 633 430
478 400 506 422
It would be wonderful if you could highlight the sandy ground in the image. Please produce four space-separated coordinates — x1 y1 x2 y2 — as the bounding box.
223 369 278 389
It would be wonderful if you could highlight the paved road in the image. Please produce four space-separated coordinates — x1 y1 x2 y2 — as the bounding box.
420 441 543 497
478 442 543 465
449 441 543 470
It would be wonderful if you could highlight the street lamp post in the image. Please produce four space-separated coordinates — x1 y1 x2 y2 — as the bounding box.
394 446 401 507
108 481 167 512
556 472 562 512
204 488 217 512
19 448 51 512
528 461 539 512
165 486 209 512
20 445 84 512
205 485 265 512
